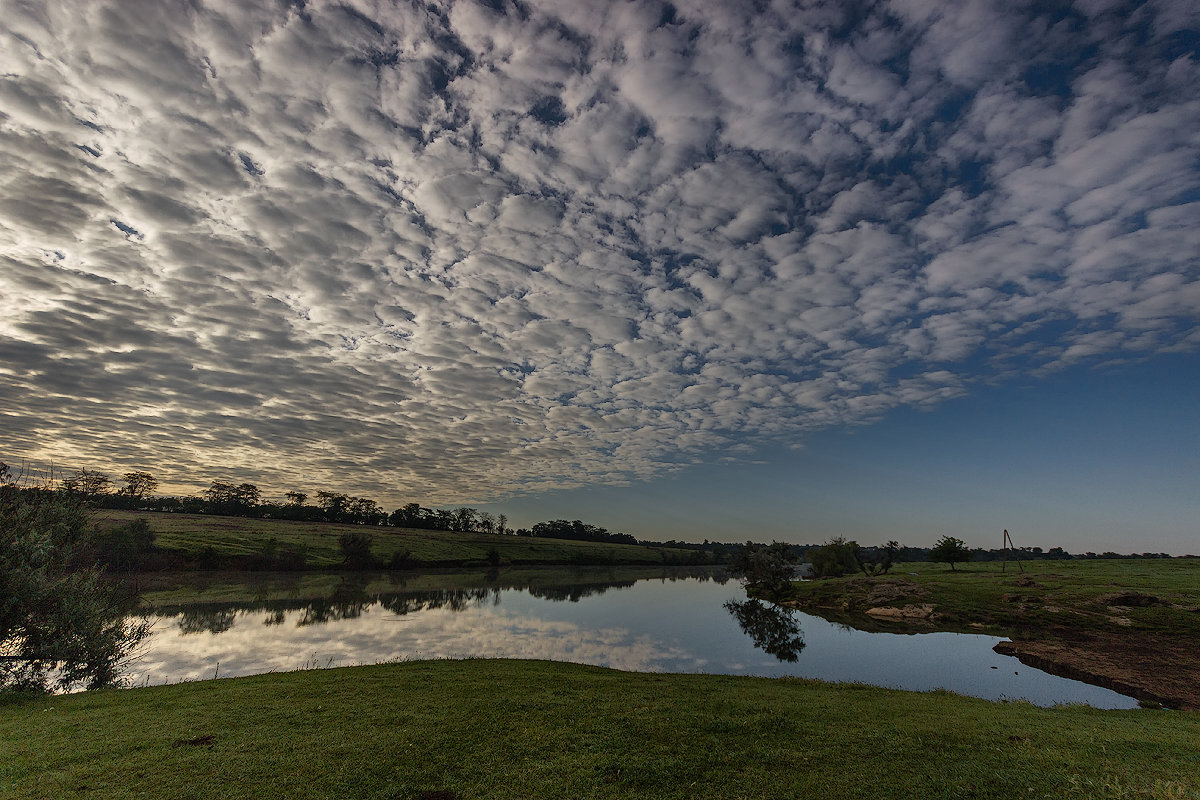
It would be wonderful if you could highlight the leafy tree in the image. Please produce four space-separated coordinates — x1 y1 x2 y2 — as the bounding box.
930 535 971 570
728 541 798 598
285 491 307 506
202 481 260 514
388 502 426 528
62 468 111 499
807 537 862 578
859 540 901 576
0 487 149 692
452 507 478 532
496 514 508 535
347 496 384 525
120 471 158 499
317 491 350 521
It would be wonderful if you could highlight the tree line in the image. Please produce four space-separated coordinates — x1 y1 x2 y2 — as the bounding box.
6 466 724 555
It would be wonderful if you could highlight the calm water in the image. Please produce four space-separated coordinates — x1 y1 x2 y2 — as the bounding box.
127 568 1137 708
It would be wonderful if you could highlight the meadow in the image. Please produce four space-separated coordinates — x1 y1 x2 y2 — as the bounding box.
2 659 1197 800
93 510 701 568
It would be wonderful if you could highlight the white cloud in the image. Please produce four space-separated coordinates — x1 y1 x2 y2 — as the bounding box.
1 0 1197 504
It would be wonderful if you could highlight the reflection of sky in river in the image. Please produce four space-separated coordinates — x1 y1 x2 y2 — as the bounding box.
128 578 1137 709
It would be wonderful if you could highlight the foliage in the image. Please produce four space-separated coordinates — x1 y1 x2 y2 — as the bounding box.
202 481 261 514
930 536 971 570
859 540 901 576
62 468 111 498
528 519 639 545
728 541 798 596
0 488 148 693
806 537 863 578
337 532 376 569
95 517 157 570
119 471 158 499
724 598 805 661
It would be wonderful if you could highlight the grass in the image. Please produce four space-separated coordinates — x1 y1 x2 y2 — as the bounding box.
785 558 1200 637
92 510 700 569
2 659 1198 800
133 565 704 612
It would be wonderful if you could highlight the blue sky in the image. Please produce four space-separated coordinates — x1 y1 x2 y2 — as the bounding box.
495 352 1200 553
2 0 1198 552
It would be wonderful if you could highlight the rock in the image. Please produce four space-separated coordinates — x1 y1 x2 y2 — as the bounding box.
865 603 935 620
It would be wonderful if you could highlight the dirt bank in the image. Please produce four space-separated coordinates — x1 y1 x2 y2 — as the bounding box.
994 629 1200 710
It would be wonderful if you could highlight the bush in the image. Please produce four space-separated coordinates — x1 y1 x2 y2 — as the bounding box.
338 532 376 569
388 549 415 569
96 518 156 570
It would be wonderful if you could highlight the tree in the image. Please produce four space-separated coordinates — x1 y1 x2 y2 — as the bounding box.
347 496 384 525
807 537 862 578
728 541 798 598
452 507 477 532
62 468 111 499
859 540 901 576
285 491 307 506
120 471 158 499
1 487 149 692
930 535 971 571
316 491 350 521
202 481 260 514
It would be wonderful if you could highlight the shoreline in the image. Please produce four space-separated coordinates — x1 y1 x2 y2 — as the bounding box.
780 561 1200 710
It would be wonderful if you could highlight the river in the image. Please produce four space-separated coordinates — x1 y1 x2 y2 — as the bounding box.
124 567 1138 708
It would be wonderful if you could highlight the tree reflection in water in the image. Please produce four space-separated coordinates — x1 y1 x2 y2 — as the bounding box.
723 598 805 662
152 568 712 636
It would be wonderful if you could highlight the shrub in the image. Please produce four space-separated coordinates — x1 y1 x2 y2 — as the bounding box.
338 532 376 569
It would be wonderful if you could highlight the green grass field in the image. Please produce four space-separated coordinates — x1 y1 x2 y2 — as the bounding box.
2 659 1197 800
785 558 1200 637
93 510 700 568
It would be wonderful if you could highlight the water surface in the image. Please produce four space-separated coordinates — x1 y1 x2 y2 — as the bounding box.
127 568 1138 708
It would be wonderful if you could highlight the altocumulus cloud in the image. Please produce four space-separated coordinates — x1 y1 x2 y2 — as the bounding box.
1 0 1198 503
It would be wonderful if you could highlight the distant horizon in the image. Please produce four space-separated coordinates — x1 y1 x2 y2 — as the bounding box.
3 2 1197 557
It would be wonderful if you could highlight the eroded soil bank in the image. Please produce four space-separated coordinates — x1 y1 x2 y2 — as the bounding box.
783 565 1200 710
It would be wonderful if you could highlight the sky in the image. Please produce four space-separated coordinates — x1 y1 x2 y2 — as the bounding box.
1 0 1198 553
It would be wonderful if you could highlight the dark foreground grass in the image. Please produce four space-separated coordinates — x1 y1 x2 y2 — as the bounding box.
2 660 1197 800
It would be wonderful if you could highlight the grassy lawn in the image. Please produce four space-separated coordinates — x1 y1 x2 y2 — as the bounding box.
2 659 1197 800
92 510 698 568
784 558 1200 637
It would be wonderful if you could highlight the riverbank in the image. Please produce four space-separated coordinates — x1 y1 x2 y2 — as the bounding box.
3 659 1197 800
93 510 706 569
781 559 1200 710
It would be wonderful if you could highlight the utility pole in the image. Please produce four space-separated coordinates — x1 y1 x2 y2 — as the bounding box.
1001 529 1023 573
